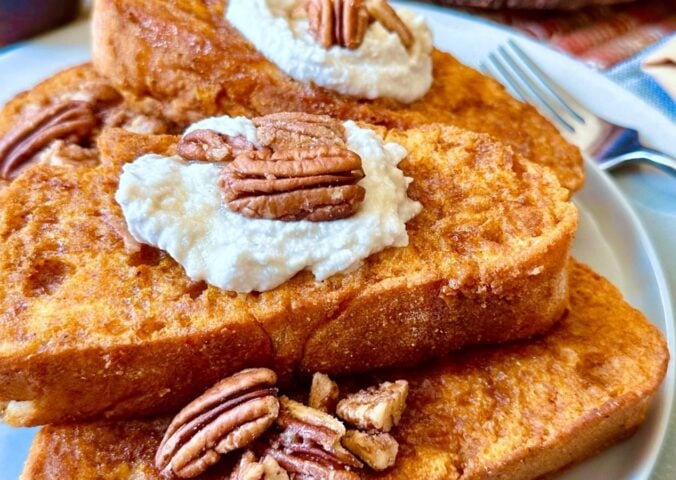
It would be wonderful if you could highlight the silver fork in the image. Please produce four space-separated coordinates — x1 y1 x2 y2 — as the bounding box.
481 39 676 174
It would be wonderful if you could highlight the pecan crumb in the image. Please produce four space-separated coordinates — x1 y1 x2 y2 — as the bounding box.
309 372 340 414
231 451 289 480
343 430 399 471
336 380 409 432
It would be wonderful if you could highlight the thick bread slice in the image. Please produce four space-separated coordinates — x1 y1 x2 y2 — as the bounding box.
91 0 584 193
20 261 669 480
0 124 576 426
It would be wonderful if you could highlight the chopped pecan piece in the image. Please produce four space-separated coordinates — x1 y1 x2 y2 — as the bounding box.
309 373 340 414
0 101 97 179
155 368 279 479
342 430 398 471
61 80 124 110
219 146 365 222
121 114 169 135
178 129 257 162
276 397 362 469
37 140 98 168
231 451 289 480
253 112 346 150
336 380 408 433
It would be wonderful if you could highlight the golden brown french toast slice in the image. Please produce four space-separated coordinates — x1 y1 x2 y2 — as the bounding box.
20 261 669 480
91 0 584 193
0 122 576 427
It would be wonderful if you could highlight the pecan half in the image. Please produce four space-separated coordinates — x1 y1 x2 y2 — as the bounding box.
342 430 398 471
231 451 289 480
178 129 258 162
309 373 340 414
219 146 365 222
306 0 369 50
155 368 280 479
253 112 346 150
306 0 412 50
365 0 414 49
336 380 408 433
0 101 97 179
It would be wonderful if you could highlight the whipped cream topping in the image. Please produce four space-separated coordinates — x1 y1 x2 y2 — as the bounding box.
115 116 422 293
226 0 433 104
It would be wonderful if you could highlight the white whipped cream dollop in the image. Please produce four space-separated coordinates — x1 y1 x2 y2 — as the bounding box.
115 116 422 293
226 0 433 104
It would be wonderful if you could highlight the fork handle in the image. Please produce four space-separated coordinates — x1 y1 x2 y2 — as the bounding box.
599 149 676 174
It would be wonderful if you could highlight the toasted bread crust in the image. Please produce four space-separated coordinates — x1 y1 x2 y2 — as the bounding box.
91 0 583 193
0 122 576 426
20 262 669 479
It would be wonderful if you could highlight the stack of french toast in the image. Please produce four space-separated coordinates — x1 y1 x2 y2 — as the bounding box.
0 1 668 479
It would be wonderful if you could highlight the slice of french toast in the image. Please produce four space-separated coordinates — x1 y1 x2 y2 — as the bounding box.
91 0 584 193
20 261 669 480
0 121 576 426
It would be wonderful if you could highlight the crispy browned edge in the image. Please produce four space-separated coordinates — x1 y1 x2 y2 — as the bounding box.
90 0 584 194
0 123 576 427
19 261 669 480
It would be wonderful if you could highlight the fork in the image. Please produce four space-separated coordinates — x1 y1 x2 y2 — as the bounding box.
481 40 676 174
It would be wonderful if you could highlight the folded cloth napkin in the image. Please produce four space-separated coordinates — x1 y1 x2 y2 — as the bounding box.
605 35 676 120
642 36 676 100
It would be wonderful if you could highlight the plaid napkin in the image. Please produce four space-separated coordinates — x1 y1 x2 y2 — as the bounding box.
472 2 676 119
606 35 676 121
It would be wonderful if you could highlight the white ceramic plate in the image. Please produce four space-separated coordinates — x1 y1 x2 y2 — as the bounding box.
0 5 673 480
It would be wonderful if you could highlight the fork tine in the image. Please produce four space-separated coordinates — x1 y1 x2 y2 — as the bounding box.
487 51 572 133
479 60 523 100
507 40 587 123
496 46 579 133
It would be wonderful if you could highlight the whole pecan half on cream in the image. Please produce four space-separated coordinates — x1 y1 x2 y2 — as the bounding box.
155 368 280 479
306 0 370 50
219 146 365 222
265 396 362 479
365 0 414 49
306 0 413 50
0 100 96 179
178 129 258 163
253 112 346 150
